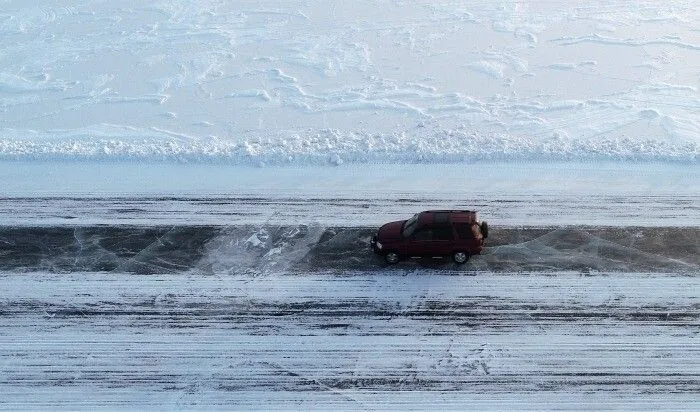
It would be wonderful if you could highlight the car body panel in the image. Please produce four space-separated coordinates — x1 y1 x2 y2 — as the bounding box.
371 210 486 263
377 220 404 240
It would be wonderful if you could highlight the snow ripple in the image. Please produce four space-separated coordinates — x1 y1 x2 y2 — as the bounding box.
0 1 698 166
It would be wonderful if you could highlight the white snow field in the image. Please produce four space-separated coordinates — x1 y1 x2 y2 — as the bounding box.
0 0 698 164
1 0 699 410
0 161 699 227
1 271 699 410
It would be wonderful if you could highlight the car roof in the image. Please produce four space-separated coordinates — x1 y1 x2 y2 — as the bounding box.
420 210 477 224
423 210 476 214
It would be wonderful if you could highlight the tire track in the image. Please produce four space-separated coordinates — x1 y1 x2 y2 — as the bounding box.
1 271 698 409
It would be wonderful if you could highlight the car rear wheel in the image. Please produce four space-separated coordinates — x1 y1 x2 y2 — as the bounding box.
452 251 469 264
384 251 400 264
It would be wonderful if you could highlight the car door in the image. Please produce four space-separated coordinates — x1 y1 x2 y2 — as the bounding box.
406 226 453 257
429 225 455 255
405 227 432 256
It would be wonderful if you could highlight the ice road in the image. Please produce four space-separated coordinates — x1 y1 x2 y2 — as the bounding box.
1 270 698 410
0 190 698 410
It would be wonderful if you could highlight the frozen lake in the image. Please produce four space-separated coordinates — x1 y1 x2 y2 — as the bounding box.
0 160 699 409
1 270 698 410
1 0 699 409
0 0 698 164
0 200 698 410
1 161 699 227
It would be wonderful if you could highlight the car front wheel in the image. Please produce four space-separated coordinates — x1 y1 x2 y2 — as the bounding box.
452 251 469 264
384 251 400 264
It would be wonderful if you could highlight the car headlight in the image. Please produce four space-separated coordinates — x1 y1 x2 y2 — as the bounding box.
376 241 383 250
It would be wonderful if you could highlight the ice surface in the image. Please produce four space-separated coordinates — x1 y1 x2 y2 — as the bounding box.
1 225 697 274
1 2 699 409
1 162 698 227
1 270 699 410
0 0 698 164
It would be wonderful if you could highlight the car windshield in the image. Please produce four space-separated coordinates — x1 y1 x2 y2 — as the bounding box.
401 214 420 237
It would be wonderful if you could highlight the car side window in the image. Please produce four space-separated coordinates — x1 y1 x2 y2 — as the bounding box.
412 226 454 241
412 228 433 241
434 213 450 225
432 226 453 240
455 223 474 239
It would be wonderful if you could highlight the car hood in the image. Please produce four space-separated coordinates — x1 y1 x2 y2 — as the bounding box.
377 220 404 241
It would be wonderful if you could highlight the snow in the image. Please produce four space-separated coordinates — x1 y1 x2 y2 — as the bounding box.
0 161 697 227
1 1 699 409
1 271 698 410
0 0 698 165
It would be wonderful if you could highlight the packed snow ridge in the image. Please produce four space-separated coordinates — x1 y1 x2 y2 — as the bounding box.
0 124 698 165
0 1 698 165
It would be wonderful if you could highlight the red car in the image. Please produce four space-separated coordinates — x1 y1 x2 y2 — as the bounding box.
371 210 488 264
